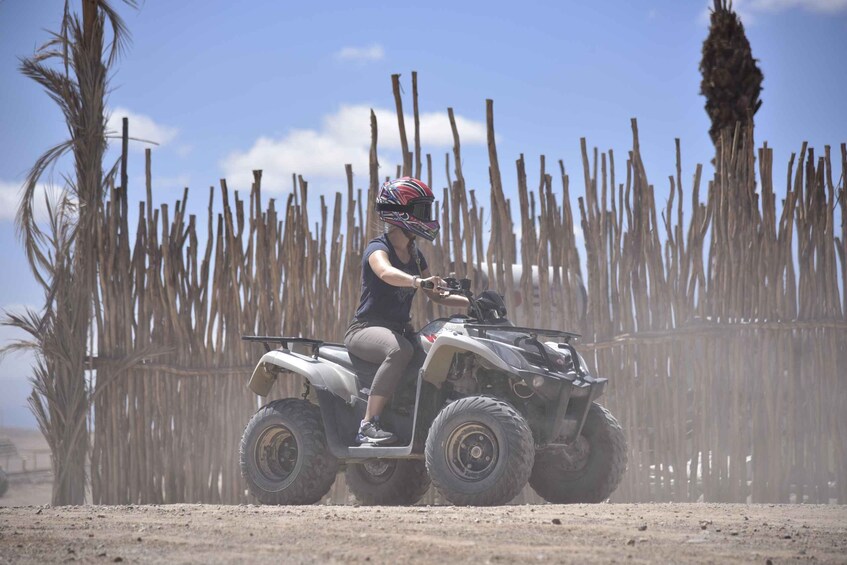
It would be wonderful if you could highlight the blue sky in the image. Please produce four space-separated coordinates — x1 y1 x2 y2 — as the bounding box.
1 0 845 428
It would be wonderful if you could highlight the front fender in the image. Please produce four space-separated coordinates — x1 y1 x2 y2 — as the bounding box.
420 333 513 387
248 350 359 404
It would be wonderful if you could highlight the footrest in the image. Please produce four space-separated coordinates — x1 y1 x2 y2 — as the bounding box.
344 445 416 459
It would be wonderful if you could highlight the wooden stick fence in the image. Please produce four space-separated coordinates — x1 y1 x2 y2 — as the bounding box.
90 77 845 505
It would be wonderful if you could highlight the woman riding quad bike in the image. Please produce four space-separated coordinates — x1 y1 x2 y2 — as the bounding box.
239 178 627 506
345 177 468 445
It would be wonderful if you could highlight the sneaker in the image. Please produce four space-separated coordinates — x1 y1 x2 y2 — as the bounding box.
356 417 397 445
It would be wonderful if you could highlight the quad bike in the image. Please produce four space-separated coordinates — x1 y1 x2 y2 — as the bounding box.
239 278 627 506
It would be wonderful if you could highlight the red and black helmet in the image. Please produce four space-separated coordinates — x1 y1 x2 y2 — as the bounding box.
375 177 440 241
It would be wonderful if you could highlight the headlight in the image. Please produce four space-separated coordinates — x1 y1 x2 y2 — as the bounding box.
543 342 574 373
547 349 571 372
543 341 590 375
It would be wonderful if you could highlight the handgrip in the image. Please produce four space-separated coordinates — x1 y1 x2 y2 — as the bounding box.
420 279 435 290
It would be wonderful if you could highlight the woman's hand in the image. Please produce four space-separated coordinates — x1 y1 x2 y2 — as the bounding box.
419 271 469 307
416 275 442 291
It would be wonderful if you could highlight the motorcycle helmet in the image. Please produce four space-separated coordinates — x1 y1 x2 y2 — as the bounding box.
375 177 440 241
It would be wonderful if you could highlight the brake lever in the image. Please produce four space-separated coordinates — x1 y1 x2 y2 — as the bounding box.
421 280 465 295
419 280 456 292
435 284 466 295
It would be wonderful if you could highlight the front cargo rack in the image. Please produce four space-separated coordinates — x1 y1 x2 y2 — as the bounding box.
464 324 580 342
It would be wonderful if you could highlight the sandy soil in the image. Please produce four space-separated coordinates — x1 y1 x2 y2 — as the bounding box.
1 503 845 564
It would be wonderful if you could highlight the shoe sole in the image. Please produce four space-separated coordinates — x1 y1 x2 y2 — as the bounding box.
356 436 398 446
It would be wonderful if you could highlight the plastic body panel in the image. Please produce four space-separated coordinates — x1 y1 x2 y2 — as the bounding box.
419 332 513 387
247 349 359 403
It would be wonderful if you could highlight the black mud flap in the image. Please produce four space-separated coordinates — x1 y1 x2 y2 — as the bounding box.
316 389 365 457
315 385 421 458
567 379 609 441
554 378 607 443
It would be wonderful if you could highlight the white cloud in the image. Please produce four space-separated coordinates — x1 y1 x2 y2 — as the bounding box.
746 0 847 12
335 44 385 62
107 107 179 151
221 104 487 193
701 0 847 23
0 180 54 222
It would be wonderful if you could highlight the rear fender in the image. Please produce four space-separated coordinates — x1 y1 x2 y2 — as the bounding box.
420 333 512 387
248 350 359 404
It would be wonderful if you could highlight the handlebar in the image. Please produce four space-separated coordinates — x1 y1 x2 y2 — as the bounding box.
434 284 463 294
418 278 466 294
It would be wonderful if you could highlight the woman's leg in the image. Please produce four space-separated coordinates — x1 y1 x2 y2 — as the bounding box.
346 325 414 415
363 394 390 422
345 326 414 442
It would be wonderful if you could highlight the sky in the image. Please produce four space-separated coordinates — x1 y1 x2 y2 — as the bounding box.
1 0 845 428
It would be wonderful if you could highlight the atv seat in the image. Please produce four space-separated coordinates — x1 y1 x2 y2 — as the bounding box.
317 345 355 371
317 345 379 392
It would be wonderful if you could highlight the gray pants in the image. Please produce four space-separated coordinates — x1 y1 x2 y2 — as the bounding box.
344 324 414 397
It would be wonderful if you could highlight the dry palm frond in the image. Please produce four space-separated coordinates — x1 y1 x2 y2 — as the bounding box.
12 0 136 506
0 308 49 359
700 0 764 147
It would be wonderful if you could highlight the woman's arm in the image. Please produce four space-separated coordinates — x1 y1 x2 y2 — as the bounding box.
368 250 435 289
420 268 470 308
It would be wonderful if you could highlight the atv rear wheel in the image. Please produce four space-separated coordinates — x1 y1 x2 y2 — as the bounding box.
529 402 627 503
240 398 338 505
345 459 430 505
425 396 534 506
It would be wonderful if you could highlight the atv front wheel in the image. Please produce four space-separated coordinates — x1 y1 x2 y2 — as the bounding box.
529 402 627 503
240 398 338 505
345 459 430 505
425 396 534 506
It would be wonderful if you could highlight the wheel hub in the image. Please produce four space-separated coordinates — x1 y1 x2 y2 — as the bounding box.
255 425 298 483
445 424 499 482
363 459 392 477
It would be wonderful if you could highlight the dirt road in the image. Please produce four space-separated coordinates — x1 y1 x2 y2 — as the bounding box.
1 503 845 564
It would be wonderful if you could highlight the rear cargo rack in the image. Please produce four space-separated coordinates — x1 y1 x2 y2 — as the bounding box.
241 336 328 357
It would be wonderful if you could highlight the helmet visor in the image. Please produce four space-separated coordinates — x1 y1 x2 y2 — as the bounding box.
376 198 435 222
408 200 433 221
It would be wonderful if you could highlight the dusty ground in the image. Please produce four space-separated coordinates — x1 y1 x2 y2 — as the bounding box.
0 431 844 564
1 503 845 564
